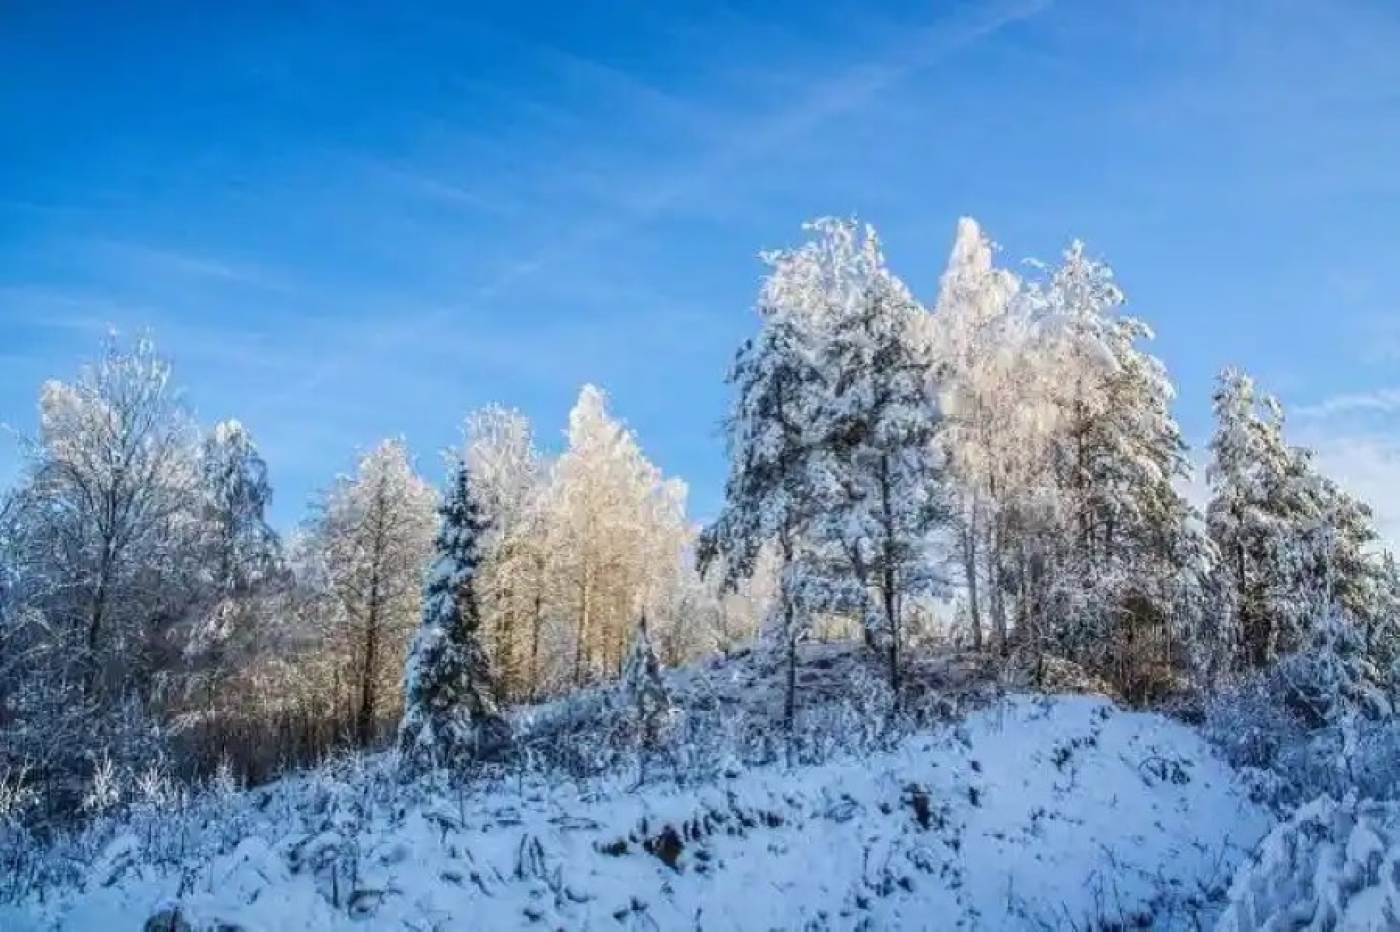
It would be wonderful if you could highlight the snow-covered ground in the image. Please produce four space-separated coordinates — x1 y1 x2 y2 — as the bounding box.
2 694 1270 931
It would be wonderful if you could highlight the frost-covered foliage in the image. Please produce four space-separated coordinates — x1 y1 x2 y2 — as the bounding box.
1205 369 1394 682
701 226 836 732
199 419 283 596
311 439 438 748
12 334 202 697
1029 243 1207 699
803 219 951 694
923 223 1207 701
548 385 693 690
704 217 954 734
399 463 509 777
1219 794 1400 931
928 218 1022 654
464 404 550 700
458 397 719 706
1205 579 1397 811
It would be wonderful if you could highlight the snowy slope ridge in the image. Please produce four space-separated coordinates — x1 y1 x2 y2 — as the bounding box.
3 695 1269 931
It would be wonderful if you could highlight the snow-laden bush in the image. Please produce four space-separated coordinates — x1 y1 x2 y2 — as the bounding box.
1206 682 1400 810
1218 794 1400 931
1205 605 1398 812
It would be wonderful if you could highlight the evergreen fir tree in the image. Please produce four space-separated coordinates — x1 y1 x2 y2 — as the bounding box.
621 613 671 753
398 462 508 776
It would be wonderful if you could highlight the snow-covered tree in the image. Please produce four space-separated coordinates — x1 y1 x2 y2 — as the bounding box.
620 614 671 757
927 218 1022 653
312 439 436 747
929 225 1208 697
805 218 950 697
16 334 202 699
701 227 838 733
1208 372 1325 672
200 419 282 595
1206 369 1294 673
1029 241 1206 699
1207 369 1392 686
399 462 508 776
465 405 549 701
548 385 689 689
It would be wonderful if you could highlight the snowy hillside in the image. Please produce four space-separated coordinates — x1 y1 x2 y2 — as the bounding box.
2 695 1270 931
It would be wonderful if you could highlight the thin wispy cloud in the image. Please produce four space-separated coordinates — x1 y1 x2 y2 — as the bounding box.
514 0 1055 263
88 241 296 292
1296 389 1400 421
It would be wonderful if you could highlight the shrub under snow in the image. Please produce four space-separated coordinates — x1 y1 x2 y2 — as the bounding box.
1218 794 1400 931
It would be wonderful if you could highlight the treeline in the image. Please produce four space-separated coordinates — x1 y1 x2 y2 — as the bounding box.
2 214 1397 817
701 217 1399 725
0 347 766 810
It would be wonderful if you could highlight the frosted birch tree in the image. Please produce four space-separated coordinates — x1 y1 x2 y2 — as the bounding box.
312 439 436 746
547 385 690 689
17 334 202 699
927 218 1022 652
465 405 549 701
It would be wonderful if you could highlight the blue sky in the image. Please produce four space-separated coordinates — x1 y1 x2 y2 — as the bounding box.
2 0 1399 535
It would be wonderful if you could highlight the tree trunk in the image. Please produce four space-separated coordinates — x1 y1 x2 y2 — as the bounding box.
779 530 797 740
963 504 983 652
574 578 592 688
987 523 1008 656
85 557 112 697
877 455 901 704
529 581 543 703
357 565 382 748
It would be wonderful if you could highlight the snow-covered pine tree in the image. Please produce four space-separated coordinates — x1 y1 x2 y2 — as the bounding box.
805 218 950 699
399 461 509 777
1369 551 1400 696
700 235 834 736
1205 370 1385 677
1208 369 1283 673
1030 241 1206 700
620 613 671 756
1263 508 1392 803
1288 457 1393 675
